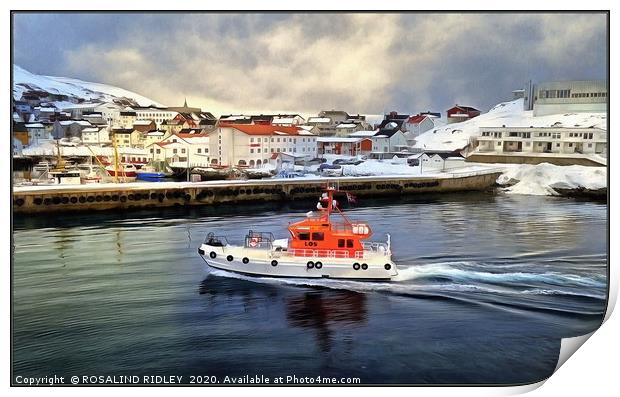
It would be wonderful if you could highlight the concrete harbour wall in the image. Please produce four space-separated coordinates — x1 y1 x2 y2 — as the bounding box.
13 172 502 214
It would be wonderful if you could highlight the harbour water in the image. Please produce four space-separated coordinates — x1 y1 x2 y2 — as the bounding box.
12 192 607 384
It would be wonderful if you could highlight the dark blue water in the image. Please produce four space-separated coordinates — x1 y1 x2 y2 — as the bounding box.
12 193 607 384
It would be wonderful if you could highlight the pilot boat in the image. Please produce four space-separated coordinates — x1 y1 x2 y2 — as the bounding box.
198 187 398 280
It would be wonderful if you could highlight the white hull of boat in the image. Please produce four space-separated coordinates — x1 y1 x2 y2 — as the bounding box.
198 244 398 280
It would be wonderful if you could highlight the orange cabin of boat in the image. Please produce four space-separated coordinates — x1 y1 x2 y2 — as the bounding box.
287 188 371 258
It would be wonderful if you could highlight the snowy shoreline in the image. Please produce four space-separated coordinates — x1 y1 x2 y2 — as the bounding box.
494 162 606 198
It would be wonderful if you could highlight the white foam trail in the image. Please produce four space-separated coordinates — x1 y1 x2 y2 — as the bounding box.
393 262 605 287
207 262 605 300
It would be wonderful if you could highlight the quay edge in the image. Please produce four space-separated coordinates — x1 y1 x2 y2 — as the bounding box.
12 171 503 214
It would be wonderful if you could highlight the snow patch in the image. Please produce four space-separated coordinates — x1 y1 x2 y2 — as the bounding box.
496 163 606 196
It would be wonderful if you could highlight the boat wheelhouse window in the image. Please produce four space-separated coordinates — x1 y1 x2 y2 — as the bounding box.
338 239 345 248
298 232 310 241
346 239 354 248
312 232 324 241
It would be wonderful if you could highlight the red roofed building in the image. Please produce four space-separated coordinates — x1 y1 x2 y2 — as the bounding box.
404 113 441 144
446 105 480 124
210 124 317 167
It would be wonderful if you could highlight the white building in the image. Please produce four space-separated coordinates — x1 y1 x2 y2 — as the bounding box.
211 124 317 167
472 126 607 166
141 130 167 148
524 80 608 116
371 130 408 153
149 133 211 168
94 103 123 126
404 115 439 142
81 127 111 146
133 107 178 125
271 115 305 126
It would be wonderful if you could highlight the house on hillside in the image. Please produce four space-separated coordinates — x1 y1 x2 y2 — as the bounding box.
149 132 211 167
52 120 93 139
81 127 111 146
111 128 141 148
13 122 29 146
271 115 306 126
446 105 480 124
371 129 408 153
25 122 53 145
334 122 367 136
404 114 442 145
318 110 350 124
133 120 157 133
119 109 137 129
141 130 167 148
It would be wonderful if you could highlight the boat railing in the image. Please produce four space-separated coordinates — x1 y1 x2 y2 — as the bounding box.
361 241 391 256
244 230 275 249
285 248 364 259
204 234 229 248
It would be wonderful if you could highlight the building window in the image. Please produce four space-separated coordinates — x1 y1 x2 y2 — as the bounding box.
556 143 560 147
181 148 186 154
298 233 310 241
264 138 268 142
156 149 161 154
568 143 573 147
250 137 254 143
588 143 593 148
173 149 178 154
346 240 354 248
197 148 202 153
250 149 254 153
271 148 274 153
149 148 153 153
497 142 501 146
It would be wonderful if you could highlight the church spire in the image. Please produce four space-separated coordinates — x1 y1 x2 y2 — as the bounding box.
183 97 188 108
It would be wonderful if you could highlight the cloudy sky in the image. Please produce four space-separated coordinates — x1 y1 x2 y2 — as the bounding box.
13 12 607 116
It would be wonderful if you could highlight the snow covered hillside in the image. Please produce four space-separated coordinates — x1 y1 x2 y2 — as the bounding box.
13 65 162 107
413 99 607 152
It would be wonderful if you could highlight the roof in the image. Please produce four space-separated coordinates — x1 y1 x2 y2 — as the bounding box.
25 123 44 128
82 127 103 133
448 105 480 113
272 117 299 124
316 137 363 143
133 120 155 126
349 130 378 137
220 124 301 136
336 123 357 129
407 115 429 124
307 117 331 123
375 129 402 138
58 120 92 126
377 119 404 130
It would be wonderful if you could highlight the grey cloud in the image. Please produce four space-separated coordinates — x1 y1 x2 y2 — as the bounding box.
14 12 607 116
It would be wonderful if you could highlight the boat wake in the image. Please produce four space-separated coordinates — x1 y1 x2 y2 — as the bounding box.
206 260 607 303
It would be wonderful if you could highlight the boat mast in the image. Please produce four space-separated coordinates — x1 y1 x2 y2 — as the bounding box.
112 134 120 183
